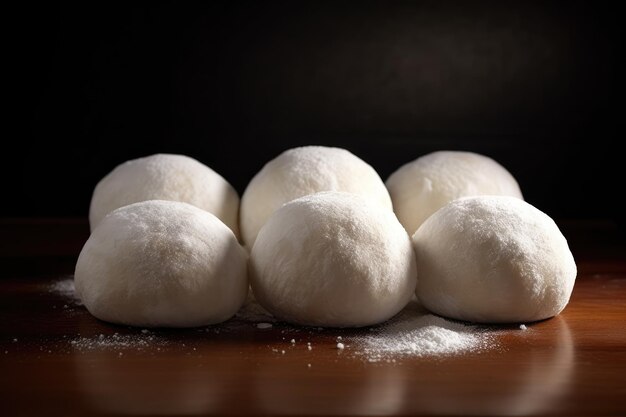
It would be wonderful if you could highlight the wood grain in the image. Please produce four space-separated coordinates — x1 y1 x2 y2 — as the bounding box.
1 218 625 416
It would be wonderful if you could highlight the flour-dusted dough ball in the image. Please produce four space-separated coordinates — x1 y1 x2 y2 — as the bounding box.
240 146 392 248
386 151 523 235
413 196 577 323
250 191 416 328
75 200 248 328
89 154 239 237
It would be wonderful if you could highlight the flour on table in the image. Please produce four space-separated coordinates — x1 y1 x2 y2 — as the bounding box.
355 300 495 362
70 332 168 352
49 277 82 305
48 279 495 360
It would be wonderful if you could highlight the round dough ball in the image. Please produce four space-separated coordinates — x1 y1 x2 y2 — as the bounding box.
89 154 239 237
75 200 248 328
412 196 577 323
240 146 392 248
386 151 523 235
250 191 416 328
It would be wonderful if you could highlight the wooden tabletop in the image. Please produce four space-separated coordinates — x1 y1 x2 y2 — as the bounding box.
1 218 625 416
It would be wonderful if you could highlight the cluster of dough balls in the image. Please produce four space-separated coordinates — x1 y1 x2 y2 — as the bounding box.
76 154 246 328
77 148 413 328
388 151 576 323
76 147 577 329
241 147 417 327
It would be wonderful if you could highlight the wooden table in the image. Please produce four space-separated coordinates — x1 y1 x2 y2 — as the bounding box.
1 218 625 416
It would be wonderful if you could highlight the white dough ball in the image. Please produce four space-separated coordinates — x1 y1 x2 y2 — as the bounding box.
386 151 523 235
75 200 248 328
240 146 392 248
89 154 239 237
250 191 416 328
412 196 577 323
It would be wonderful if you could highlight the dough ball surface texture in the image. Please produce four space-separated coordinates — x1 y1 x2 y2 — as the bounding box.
386 151 523 235
89 154 239 237
412 196 576 323
75 200 248 328
240 146 392 248
250 191 416 328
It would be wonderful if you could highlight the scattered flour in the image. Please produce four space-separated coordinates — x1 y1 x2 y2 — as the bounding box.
355 300 495 362
47 278 495 361
49 277 82 305
70 332 168 352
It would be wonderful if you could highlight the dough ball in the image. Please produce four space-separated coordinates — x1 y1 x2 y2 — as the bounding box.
89 154 239 237
386 151 523 235
75 200 248 328
250 191 416 328
412 196 576 323
241 146 392 248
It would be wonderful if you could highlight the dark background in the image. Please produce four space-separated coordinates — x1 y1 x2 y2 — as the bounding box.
6 1 622 220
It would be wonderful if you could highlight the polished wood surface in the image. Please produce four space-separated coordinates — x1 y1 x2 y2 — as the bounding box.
1 218 625 416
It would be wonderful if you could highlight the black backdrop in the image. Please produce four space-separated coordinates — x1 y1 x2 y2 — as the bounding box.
6 1 622 220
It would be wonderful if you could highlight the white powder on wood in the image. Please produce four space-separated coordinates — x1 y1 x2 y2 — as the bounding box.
46 279 495 360
355 300 495 362
70 332 168 352
49 277 82 305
